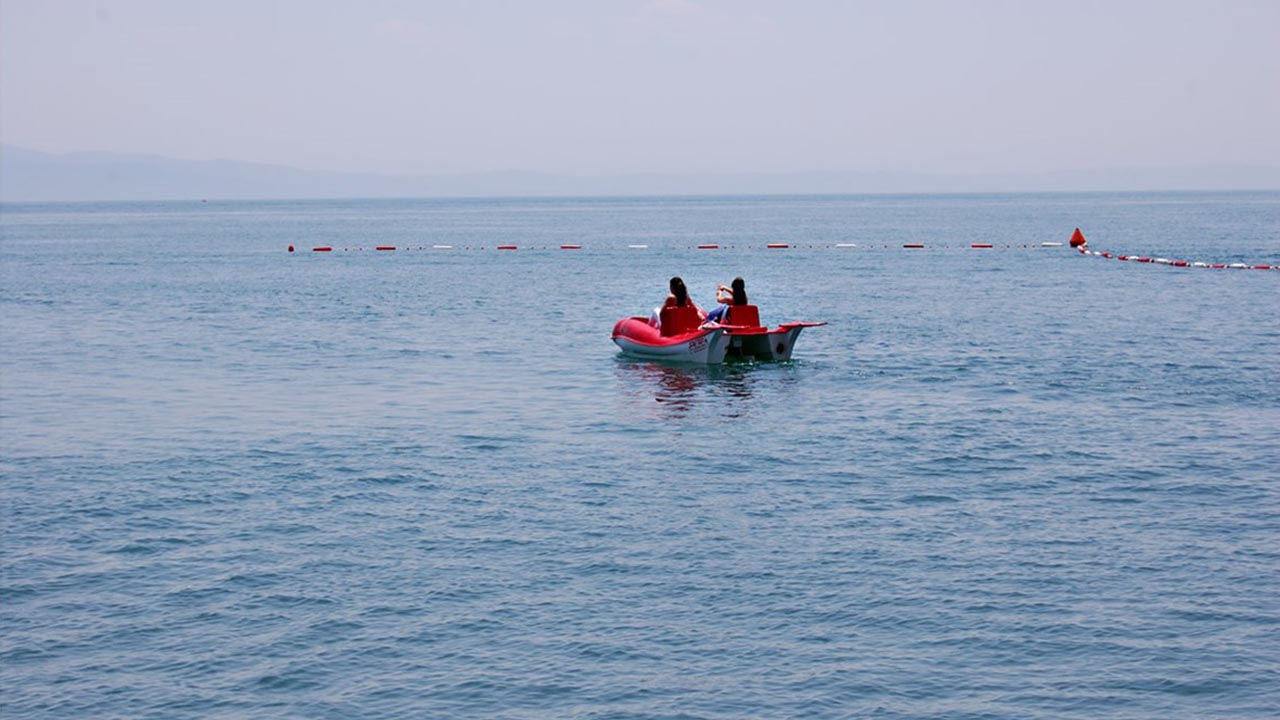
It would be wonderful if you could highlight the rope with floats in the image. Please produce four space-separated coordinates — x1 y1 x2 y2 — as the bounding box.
1070 229 1276 271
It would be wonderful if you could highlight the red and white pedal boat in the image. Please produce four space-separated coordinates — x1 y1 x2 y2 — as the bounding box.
612 304 825 364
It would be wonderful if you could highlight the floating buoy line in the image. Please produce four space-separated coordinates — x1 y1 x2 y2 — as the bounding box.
288 241 1070 253
1070 228 1276 271
284 229 1276 270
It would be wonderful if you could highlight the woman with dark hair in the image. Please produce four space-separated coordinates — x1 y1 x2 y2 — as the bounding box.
705 276 747 324
648 276 706 328
668 276 691 308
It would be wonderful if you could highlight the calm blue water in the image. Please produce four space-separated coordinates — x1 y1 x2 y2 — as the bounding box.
2 193 1278 718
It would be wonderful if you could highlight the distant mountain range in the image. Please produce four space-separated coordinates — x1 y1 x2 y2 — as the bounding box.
3 144 1279 202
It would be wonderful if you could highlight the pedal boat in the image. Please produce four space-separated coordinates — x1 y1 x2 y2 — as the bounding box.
612 304 825 364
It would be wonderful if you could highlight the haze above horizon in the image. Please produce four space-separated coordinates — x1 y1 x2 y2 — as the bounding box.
2 1 1278 180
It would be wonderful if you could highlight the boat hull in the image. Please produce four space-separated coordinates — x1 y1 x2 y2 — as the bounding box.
724 323 820 362
612 317 825 364
611 317 730 364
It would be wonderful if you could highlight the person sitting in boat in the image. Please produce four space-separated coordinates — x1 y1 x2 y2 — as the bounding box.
648 276 706 328
705 277 748 324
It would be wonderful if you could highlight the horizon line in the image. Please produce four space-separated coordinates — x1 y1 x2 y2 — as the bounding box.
6 188 1280 207
5 143 1280 182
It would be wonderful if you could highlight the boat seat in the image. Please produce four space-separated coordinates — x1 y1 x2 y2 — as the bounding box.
726 304 762 328
659 304 702 336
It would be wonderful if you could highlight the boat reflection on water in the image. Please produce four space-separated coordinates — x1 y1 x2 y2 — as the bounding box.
614 359 757 418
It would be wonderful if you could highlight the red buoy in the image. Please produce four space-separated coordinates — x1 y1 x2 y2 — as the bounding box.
287 245 295 253
1069 228 1087 248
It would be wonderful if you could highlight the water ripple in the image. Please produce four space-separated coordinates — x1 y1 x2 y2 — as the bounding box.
3 194 1279 718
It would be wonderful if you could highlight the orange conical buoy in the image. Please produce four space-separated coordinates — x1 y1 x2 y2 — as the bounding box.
1069 228 1087 248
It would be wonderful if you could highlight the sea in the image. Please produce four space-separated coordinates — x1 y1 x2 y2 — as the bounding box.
2 192 1278 719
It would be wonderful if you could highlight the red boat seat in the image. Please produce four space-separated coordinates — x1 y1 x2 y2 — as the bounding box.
659 304 702 336
726 304 762 328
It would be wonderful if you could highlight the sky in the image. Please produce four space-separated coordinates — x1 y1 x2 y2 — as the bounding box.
2 0 1278 177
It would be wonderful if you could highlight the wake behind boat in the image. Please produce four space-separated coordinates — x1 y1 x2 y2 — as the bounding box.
612 304 825 364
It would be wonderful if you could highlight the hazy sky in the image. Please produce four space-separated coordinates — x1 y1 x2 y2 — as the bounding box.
2 0 1278 176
